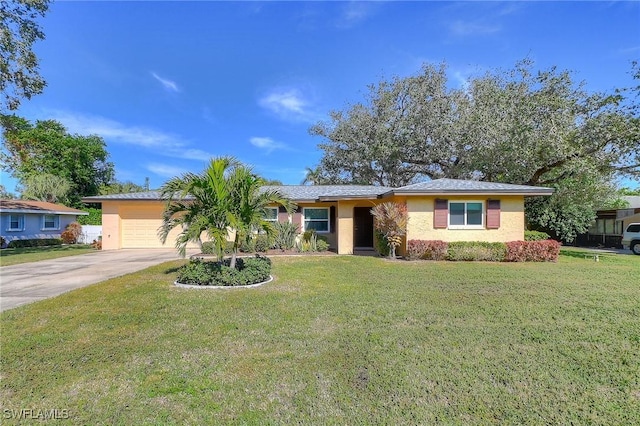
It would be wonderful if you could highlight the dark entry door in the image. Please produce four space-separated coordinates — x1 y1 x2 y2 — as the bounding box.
353 207 374 248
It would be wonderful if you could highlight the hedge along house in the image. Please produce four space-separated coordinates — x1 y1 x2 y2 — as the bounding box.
83 179 553 254
0 200 88 246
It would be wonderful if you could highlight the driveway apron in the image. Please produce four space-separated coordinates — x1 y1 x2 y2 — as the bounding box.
0 249 192 312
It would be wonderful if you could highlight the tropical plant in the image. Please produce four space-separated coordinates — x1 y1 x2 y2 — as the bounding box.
158 157 294 268
272 221 299 251
371 202 408 259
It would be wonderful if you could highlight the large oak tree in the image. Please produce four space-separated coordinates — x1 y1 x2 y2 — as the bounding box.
310 61 640 241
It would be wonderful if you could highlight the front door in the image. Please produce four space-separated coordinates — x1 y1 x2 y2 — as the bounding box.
353 207 374 248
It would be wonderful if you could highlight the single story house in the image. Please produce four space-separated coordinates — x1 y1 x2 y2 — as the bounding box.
576 196 640 248
0 200 88 246
82 178 553 254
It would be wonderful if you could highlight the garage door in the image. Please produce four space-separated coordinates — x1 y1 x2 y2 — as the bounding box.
120 206 180 248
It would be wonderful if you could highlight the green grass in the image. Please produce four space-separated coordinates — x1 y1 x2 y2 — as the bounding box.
1 252 639 424
0 245 95 267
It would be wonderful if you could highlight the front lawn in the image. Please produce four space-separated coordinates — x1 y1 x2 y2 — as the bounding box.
1 253 638 424
0 244 95 267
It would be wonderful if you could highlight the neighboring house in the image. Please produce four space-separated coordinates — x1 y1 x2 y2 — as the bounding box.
0 200 88 246
576 196 640 248
82 179 552 254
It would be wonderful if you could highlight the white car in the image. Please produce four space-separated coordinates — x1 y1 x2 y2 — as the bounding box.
621 223 640 255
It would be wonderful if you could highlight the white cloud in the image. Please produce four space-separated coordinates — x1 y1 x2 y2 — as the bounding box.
258 87 321 123
449 20 500 37
49 110 215 160
151 72 180 93
250 136 287 153
259 89 307 115
336 2 378 28
146 163 189 178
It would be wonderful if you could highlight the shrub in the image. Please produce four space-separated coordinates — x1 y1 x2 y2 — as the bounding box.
201 241 217 254
316 239 329 252
0 236 6 249
254 234 271 252
77 208 102 225
525 230 551 241
272 222 298 251
239 237 256 253
176 255 272 286
447 241 507 262
407 240 448 260
505 240 561 262
374 230 390 257
7 238 63 248
91 238 102 250
61 222 83 244
201 241 234 256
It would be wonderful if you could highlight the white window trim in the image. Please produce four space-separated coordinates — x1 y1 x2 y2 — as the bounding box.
302 207 330 233
263 207 279 223
7 214 25 232
41 214 60 231
448 200 485 230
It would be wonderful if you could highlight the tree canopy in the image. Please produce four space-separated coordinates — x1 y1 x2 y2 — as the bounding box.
310 60 640 241
1 115 114 206
19 173 73 204
0 0 50 111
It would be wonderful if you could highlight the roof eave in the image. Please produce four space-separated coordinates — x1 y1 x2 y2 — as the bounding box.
388 190 554 196
0 209 88 215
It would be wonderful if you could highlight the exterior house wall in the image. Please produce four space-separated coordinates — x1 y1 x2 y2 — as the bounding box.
290 202 338 250
404 195 525 243
1 213 78 243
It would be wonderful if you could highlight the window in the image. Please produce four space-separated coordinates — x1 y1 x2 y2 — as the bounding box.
263 207 278 223
8 214 24 231
303 207 329 233
448 201 484 229
42 214 59 230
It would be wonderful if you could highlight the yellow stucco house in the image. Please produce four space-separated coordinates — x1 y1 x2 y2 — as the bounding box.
83 179 553 254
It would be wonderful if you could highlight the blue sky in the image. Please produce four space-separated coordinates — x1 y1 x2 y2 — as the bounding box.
3 1 639 192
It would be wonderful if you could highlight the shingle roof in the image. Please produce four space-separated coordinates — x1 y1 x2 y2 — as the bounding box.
0 199 88 215
262 185 392 201
389 179 554 195
83 191 173 201
623 196 640 209
82 179 553 202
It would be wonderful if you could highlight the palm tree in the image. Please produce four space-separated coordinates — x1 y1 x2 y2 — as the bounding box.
158 157 293 268
301 166 323 185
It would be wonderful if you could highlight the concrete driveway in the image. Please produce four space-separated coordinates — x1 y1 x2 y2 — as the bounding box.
0 249 194 312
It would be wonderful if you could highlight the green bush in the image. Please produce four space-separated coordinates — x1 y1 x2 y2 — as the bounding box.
316 239 329 252
201 241 234 255
176 255 272 286
254 234 272 252
374 230 390 257
7 238 63 248
446 241 507 262
239 237 256 253
272 222 298 251
525 230 551 241
77 208 102 225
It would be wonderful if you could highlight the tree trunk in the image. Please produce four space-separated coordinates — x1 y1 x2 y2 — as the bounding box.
230 233 239 269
